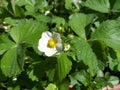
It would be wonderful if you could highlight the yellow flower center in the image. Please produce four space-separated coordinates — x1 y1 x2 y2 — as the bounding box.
47 38 57 48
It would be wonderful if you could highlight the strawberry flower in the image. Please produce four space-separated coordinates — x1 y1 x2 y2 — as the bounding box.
38 31 62 56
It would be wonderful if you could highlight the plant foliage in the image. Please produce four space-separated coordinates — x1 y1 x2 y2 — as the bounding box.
0 0 120 90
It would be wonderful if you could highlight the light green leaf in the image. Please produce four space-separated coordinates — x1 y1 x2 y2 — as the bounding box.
65 0 81 10
52 16 65 25
84 0 110 13
1 47 22 77
112 0 120 12
109 59 118 71
117 63 120 71
46 83 58 90
36 0 48 10
7 86 20 90
35 14 51 23
4 17 20 26
27 69 39 81
9 19 48 45
71 37 99 76
65 0 73 10
13 86 20 90
91 20 120 51
70 71 89 86
108 76 119 86
96 70 104 77
69 13 86 39
116 50 120 58
15 0 27 6
55 53 72 82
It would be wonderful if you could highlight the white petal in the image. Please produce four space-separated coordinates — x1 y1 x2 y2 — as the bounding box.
56 43 62 51
38 38 47 51
38 31 52 52
41 31 52 39
44 48 58 56
53 32 61 42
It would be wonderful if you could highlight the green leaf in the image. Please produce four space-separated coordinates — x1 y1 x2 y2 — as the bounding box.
13 86 20 90
95 77 107 87
14 0 36 15
0 65 6 81
0 35 25 77
55 53 72 82
108 76 119 86
10 0 24 17
17 44 25 70
84 0 110 13
69 13 86 39
71 37 99 76
15 0 27 6
46 83 58 90
116 50 120 58
35 0 48 11
27 57 57 81
65 0 73 10
112 0 120 12
91 20 120 51
65 0 81 10
1 47 22 77
117 63 120 71
46 69 55 82
70 71 89 86
0 34 15 55
4 17 20 26
27 69 39 81
109 59 118 71
91 41 108 62
59 79 69 90
52 16 65 25
35 14 51 23
9 19 48 45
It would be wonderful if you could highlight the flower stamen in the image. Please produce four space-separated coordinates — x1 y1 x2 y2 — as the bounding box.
47 38 57 48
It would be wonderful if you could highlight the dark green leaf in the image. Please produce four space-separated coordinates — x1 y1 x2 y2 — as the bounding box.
10 0 24 17
55 53 72 82
0 34 15 55
71 37 99 76
59 79 69 90
28 57 57 81
1 47 22 77
0 64 6 81
91 20 120 51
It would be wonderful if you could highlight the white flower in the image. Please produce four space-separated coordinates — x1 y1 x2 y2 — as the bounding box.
44 10 50 15
64 44 71 51
38 31 62 56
